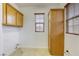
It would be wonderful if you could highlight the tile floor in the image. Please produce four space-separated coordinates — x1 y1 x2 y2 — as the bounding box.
10 48 51 56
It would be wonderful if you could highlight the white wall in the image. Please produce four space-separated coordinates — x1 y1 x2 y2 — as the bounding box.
64 6 79 56
3 27 21 55
2 3 22 56
19 4 64 48
65 34 79 56
0 3 3 56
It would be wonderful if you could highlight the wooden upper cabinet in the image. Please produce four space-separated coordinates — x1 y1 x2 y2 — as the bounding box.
3 3 7 25
3 3 23 27
7 4 17 26
16 12 23 27
48 9 64 56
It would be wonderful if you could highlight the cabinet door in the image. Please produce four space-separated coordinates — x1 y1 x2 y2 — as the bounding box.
3 3 7 25
16 12 23 27
48 11 52 53
48 9 64 56
7 4 17 26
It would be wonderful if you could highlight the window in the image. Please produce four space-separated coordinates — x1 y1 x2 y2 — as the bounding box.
35 13 45 32
66 3 79 35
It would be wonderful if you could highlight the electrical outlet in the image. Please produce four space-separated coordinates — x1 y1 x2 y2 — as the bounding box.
66 50 69 52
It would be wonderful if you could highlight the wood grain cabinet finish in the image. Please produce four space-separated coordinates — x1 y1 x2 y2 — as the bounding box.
3 3 7 25
48 9 64 56
7 4 17 26
3 3 23 27
16 12 23 27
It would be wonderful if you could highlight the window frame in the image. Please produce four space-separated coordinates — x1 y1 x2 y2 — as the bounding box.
65 3 79 35
35 13 45 32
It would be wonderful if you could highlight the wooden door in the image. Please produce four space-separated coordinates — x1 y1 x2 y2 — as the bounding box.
7 4 17 26
16 12 23 27
48 9 64 56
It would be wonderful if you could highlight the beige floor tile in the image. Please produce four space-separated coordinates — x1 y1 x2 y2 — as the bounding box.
10 48 51 56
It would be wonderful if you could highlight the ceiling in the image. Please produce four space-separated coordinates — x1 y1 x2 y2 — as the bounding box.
16 3 66 7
